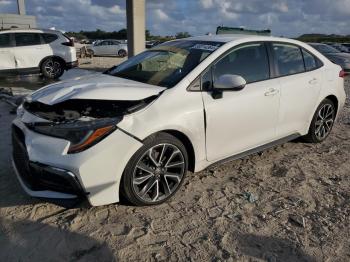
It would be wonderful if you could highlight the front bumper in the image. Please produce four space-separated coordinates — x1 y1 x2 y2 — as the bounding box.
12 126 86 198
11 111 143 206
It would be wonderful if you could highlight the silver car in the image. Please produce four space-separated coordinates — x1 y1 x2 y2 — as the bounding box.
89 39 128 57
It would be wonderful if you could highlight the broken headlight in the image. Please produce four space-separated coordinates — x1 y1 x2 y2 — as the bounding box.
26 117 121 154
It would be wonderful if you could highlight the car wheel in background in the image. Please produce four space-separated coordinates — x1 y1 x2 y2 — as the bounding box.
121 132 188 206
118 49 127 57
41 58 64 79
303 98 336 143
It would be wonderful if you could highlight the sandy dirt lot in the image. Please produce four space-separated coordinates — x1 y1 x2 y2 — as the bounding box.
78 56 126 72
0 75 349 261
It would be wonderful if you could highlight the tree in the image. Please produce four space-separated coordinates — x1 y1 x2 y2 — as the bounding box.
175 32 191 39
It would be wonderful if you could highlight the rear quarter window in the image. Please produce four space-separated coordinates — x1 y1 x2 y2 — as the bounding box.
42 33 58 44
302 49 322 71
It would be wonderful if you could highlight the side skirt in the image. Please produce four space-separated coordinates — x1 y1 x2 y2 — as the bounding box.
206 133 300 170
0 67 40 77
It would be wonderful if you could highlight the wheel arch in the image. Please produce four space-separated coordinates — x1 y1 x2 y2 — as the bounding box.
148 130 196 173
39 55 66 71
304 94 340 136
324 94 339 116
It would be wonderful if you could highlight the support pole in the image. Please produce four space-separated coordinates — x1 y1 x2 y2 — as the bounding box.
17 0 26 15
126 0 145 57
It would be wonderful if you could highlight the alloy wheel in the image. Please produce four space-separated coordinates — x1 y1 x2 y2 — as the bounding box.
314 103 335 140
132 143 185 203
44 59 62 78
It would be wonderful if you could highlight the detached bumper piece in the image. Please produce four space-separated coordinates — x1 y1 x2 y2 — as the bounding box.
66 60 79 69
12 125 86 197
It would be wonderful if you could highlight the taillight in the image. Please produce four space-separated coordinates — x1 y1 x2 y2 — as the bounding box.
62 39 74 47
339 70 348 78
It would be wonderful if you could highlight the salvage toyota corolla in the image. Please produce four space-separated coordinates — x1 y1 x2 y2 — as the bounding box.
12 35 346 206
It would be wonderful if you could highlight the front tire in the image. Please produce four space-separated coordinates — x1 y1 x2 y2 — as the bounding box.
41 58 64 79
121 133 188 206
303 99 336 143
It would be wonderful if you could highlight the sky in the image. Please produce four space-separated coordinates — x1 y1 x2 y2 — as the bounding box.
1 0 350 37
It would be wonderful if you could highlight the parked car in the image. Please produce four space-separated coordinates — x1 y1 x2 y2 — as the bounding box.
326 43 350 53
12 35 346 206
0 29 77 79
309 43 350 72
342 43 350 50
88 39 127 57
146 40 161 49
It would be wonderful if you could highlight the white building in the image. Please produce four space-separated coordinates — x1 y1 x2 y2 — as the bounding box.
0 0 37 30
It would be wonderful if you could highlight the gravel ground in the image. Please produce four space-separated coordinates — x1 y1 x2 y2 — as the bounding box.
0 77 349 261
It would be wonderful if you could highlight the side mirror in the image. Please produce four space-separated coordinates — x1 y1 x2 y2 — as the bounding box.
213 74 247 91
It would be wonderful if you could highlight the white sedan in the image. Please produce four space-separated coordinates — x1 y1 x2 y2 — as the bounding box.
88 39 127 57
12 35 346 206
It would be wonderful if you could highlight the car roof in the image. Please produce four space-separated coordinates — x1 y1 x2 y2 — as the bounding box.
183 34 292 43
100 39 121 41
0 28 62 34
308 43 327 46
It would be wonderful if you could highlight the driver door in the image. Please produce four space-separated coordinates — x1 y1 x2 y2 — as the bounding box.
94 41 109 55
201 42 281 162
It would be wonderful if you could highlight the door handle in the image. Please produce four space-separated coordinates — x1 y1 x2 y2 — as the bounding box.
264 88 279 96
309 78 318 85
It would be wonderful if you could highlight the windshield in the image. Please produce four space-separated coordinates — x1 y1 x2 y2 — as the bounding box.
105 40 223 88
311 44 340 54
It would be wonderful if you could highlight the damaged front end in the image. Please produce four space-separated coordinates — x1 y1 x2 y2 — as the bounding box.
21 95 158 153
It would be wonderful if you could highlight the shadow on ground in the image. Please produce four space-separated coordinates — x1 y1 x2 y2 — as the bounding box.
237 233 317 262
0 218 115 261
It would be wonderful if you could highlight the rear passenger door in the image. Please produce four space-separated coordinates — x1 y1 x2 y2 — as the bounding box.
13 33 49 69
109 41 121 55
270 43 323 137
202 42 281 162
0 33 16 70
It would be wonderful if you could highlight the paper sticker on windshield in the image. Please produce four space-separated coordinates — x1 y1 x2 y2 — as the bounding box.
190 44 220 52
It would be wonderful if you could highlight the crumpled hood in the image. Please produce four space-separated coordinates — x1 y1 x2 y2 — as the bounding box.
29 73 166 105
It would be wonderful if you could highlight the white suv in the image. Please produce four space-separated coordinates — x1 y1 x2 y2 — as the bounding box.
0 29 77 79
12 35 346 206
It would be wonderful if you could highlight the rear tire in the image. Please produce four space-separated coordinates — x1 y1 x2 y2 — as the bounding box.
118 49 127 57
41 58 64 79
121 132 188 206
302 99 336 143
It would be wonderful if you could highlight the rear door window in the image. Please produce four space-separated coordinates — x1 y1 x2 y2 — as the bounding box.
272 43 305 77
0 33 11 48
15 33 41 47
42 33 58 44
